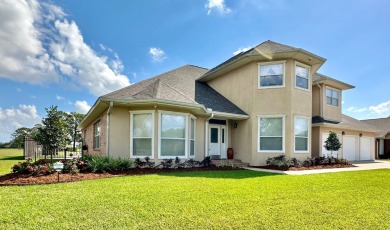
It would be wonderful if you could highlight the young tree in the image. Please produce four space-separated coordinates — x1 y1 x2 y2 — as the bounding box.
10 127 32 148
63 112 84 151
324 131 342 158
34 106 68 155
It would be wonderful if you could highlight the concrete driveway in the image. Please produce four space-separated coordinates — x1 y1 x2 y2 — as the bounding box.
244 160 390 175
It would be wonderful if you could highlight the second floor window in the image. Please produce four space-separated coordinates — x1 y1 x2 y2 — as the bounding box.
326 88 339 106
295 65 309 90
259 63 284 88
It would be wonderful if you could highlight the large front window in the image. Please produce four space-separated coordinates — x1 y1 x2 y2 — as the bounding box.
131 113 153 157
93 121 100 149
189 117 195 157
295 65 309 90
258 116 284 152
160 113 186 157
294 117 309 152
326 88 339 106
259 62 284 88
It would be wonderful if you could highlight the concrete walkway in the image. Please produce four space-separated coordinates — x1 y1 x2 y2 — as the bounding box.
243 160 390 175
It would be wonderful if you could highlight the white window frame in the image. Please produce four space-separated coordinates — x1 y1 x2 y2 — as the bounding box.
258 61 286 89
295 61 311 91
189 115 196 158
93 120 100 149
257 115 286 153
130 111 155 158
326 87 340 107
294 115 310 153
158 111 190 159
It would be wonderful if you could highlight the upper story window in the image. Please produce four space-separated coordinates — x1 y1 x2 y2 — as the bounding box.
259 62 285 88
93 120 100 149
295 64 309 90
326 88 339 107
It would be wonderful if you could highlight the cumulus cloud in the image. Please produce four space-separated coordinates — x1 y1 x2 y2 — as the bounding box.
369 101 390 116
233 46 252 55
346 100 390 118
346 106 368 113
0 104 41 142
74 100 91 114
149 47 167 63
0 0 130 96
206 0 231 15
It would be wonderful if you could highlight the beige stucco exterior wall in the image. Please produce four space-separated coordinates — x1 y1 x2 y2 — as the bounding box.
322 86 342 121
208 59 313 165
95 105 207 161
311 126 320 157
82 110 107 156
312 85 321 116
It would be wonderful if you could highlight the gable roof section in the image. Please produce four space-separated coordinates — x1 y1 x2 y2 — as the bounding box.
313 73 354 90
199 40 326 82
102 64 247 115
313 114 378 134
362 117 390 138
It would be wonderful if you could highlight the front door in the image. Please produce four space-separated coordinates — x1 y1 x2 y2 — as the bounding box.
209 125 226 158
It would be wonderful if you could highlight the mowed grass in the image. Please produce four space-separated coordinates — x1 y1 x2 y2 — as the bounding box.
1 169 390 229
0 148 23 175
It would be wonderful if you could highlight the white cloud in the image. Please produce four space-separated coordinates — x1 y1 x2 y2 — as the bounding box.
369 101 390 116
74 100 91 114
206 0 231 15
346 106 368 113
56 95 64 100
149 47 167 63
0 0 130 96
0 104 41 142
233 46 252 55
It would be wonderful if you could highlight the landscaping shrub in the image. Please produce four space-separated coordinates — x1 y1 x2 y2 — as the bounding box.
266 155 294 168
11 158 54 176
81 155 133 173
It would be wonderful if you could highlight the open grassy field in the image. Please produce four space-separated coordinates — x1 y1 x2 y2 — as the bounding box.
1 169 389 229
0 148 23 175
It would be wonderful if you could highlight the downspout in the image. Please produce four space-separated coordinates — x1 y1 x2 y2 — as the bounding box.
106 101 113 157
205 109 214 157
316 83 323 117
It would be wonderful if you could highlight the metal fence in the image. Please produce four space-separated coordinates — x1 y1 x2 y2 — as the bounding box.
24 137 83 162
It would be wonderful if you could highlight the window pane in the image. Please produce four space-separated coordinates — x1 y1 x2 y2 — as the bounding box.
133 138 152 156
326 89 332 97
295 137 308 151
326 96 332 105
190 118 195 139
161 139 185 156
296 76 308 89
210 128 218 143
260 64 283 76
260 137 283 151
133 114 152 137
161 114 185 138
332 98 339 106
296 66 308 78
260 118 282 136
294 118 308 137
260 75 283 87
222 129 225 144
190 140 195 156
333 90 339 99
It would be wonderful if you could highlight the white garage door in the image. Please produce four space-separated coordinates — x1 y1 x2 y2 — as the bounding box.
360 137 374 160
342 136 358 161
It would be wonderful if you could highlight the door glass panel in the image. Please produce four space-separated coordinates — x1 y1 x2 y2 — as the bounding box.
210 128 218 143
222 129 225 143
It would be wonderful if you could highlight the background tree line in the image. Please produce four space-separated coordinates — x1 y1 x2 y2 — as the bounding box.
2 106 84 151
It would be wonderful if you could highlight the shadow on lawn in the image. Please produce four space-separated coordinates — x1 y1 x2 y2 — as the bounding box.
0 156 24 161
159 169 282 179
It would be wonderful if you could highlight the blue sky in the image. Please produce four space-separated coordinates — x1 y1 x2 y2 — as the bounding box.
0 0 389 142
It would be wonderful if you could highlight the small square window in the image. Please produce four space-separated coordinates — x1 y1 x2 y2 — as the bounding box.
326 88 340 106
259 63 284 88
295 65 309 90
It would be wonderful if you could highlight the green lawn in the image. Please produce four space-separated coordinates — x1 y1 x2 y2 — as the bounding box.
0 148 23 175
1 169 389 229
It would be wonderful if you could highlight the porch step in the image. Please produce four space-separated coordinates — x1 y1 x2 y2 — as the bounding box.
211 159 250 168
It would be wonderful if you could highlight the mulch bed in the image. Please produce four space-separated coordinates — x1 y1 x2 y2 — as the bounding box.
252 163 355 171
0 166 242 186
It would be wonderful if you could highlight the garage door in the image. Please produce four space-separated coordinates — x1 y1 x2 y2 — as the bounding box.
342 136 358 161
322 133 341 158
360 137 374 160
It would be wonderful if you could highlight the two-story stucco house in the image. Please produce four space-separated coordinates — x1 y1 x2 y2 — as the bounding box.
79 40 377 166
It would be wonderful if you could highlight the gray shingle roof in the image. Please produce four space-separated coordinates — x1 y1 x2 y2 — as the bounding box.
362 117 390 137
102 65 247 115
